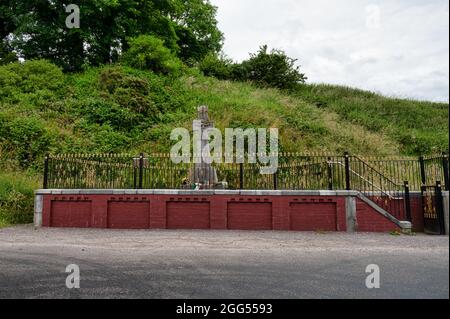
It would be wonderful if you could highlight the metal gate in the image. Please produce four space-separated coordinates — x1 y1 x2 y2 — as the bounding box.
421 181 445 235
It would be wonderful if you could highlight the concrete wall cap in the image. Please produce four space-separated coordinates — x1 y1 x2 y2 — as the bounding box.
35 189 365 197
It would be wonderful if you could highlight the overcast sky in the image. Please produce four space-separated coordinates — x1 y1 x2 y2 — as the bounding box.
210 0 449 102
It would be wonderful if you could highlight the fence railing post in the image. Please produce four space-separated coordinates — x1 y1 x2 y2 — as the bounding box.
327 157 333 190
442 153 449 191
133 163 137 189
239 163 244 190
344 152 351 191
139 153 144 189
273 171 278 190
404 181 412 221
43 154 49 189
419 155 426 187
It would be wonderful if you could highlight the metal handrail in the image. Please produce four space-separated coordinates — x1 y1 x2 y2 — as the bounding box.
329 161 402 200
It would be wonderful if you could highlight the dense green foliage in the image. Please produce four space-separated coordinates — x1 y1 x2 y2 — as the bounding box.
121 35 183 75
233 45 307 90
0 59 447 172
0 172 37 227
0 0 223 71
198 53 233 80
199 46 307 90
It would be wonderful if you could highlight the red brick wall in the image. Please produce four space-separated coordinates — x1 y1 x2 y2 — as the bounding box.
227 202 272 230
41 194 404 232
107 201 150 229
356 199 400 232
289 203 337 231
50 200 91 228
167 202 210 229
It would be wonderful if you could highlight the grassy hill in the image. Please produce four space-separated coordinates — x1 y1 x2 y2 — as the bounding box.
0 60 448 226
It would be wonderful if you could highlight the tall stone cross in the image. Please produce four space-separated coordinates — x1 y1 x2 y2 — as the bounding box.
192 105 218 187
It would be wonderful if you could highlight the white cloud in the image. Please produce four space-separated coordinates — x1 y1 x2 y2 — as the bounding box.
211 0 449 102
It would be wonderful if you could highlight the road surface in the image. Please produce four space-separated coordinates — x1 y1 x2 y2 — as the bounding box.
0 225 448 299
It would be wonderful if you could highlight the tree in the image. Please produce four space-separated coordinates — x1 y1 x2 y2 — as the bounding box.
170 0 223 63
233 45 307 90
0 0 17 40
0 0 19 64
0 0 223 72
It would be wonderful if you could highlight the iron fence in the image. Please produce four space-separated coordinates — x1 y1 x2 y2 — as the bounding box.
43 152 449 221
44 152 448 192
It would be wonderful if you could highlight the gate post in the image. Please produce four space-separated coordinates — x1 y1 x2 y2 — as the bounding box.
443 190 449 236
344 152 351 191
435 181 446 235
442 153 449 191
404 181 412 222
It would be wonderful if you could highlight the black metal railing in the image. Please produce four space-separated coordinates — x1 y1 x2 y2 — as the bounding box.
44 152 449 192
45 153 136 189
43 152 449 221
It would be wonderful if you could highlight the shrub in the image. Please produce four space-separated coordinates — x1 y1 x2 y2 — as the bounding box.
0 60 64 99
121 35 184 75
0 114 54 168
233 45 307 90
198 53 233 80
98 67 146 94
91 125 131 153
98 67 158 118
81 98 144 131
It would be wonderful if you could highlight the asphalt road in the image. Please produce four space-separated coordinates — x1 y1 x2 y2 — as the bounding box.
0 225 448 299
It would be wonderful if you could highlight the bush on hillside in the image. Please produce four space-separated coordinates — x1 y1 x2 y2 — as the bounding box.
0 60 64 100
91 125 131 153
198 53 233 80
121 35 184 75
0 114 54 168
98 67 158 119
233 45 307 90
81 99 144 131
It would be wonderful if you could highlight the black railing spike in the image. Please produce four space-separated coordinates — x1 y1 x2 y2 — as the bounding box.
43 154 49 189
138 153 144 189
344 152 351 191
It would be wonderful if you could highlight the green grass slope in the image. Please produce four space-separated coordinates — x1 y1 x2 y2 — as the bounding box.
296 84 449 155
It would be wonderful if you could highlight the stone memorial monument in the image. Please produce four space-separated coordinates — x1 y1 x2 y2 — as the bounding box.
183 105 227 189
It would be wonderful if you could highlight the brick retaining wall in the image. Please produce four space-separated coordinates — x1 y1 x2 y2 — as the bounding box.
34 190 413 233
